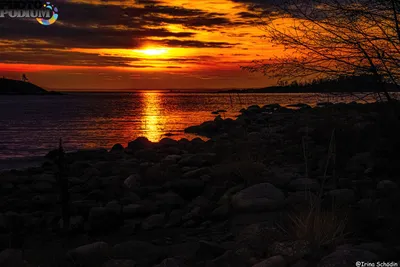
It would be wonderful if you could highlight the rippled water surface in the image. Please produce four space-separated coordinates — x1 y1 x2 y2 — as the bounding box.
0 92 359 159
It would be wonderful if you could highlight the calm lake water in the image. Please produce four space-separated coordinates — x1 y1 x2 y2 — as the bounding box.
0 92 364 160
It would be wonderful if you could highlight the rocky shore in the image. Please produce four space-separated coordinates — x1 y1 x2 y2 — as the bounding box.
1 101 400 267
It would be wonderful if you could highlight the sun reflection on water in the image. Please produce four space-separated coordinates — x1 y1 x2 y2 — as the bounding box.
141 91 165 142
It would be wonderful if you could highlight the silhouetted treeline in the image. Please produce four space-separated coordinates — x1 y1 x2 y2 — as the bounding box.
219 75 399 94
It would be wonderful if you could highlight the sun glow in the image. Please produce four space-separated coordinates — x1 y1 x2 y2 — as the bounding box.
136 47 169 56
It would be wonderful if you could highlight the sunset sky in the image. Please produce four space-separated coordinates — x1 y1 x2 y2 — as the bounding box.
0 0 283 90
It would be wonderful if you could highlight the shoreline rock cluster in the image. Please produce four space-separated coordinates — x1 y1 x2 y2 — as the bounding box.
1 102 400 266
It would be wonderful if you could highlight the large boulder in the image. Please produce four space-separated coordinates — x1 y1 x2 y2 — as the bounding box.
35 173 56 183
166 179 205 200
110 143 124 153
185 121 218 137
142 164 166 185
121 192 141 205
142 213 165 230
159 138 179 147
88 207 120 232
127 137 153 153
211 161 266 186
156 192 185 210
318 248 378 267
69 161 92 177
0 249 29 267
31 194 54 207
82 167 102 179
32 181 53 193
269 240 310 263
263 166 298 187
82 167 101 179
377 180 398 196
0 182 14 192
182 167 211 179
58 216 84 232
211 203 231 220
122 204 141 218
236 223 284 256
162 155 182 166
236 162 267 186
124 201 158 217
124 174 141 190
93 161 118 176
154 258 185 267
3 212 30 232
252 255 286 267
120 219 140 236
346 152 373 174
178 138 191 148
163 164 183 180
100 176 122 199
246 105 262 113
67 242 110 267
206 250 251 267
135 148 159 162
71 200 99 218
178 154 205 167
165 209 185 227
232 183 285 212
102 259 136 267
354 242 388 257
112 240 163 265
247 132 263 142
196 240 226 261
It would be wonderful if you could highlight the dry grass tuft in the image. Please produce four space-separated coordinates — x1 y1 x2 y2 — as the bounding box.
281 126 349 250
278 191 350 251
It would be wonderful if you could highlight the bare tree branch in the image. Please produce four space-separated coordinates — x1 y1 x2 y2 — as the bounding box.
242 0 400 101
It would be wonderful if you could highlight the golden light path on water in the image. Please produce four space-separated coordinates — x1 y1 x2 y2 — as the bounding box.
141 92 164 142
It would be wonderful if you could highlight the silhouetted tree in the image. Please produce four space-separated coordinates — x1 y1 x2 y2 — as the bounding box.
242 0 400 101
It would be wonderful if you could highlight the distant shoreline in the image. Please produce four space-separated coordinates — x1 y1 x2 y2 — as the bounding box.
213 90 398 94
0 78 62 95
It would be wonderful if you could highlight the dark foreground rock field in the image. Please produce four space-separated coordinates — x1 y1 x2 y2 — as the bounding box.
1 101 400 267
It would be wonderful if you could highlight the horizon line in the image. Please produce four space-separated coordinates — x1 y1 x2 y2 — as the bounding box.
48 87 263 92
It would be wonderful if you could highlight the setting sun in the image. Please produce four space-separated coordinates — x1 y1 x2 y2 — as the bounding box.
137 48 169 56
